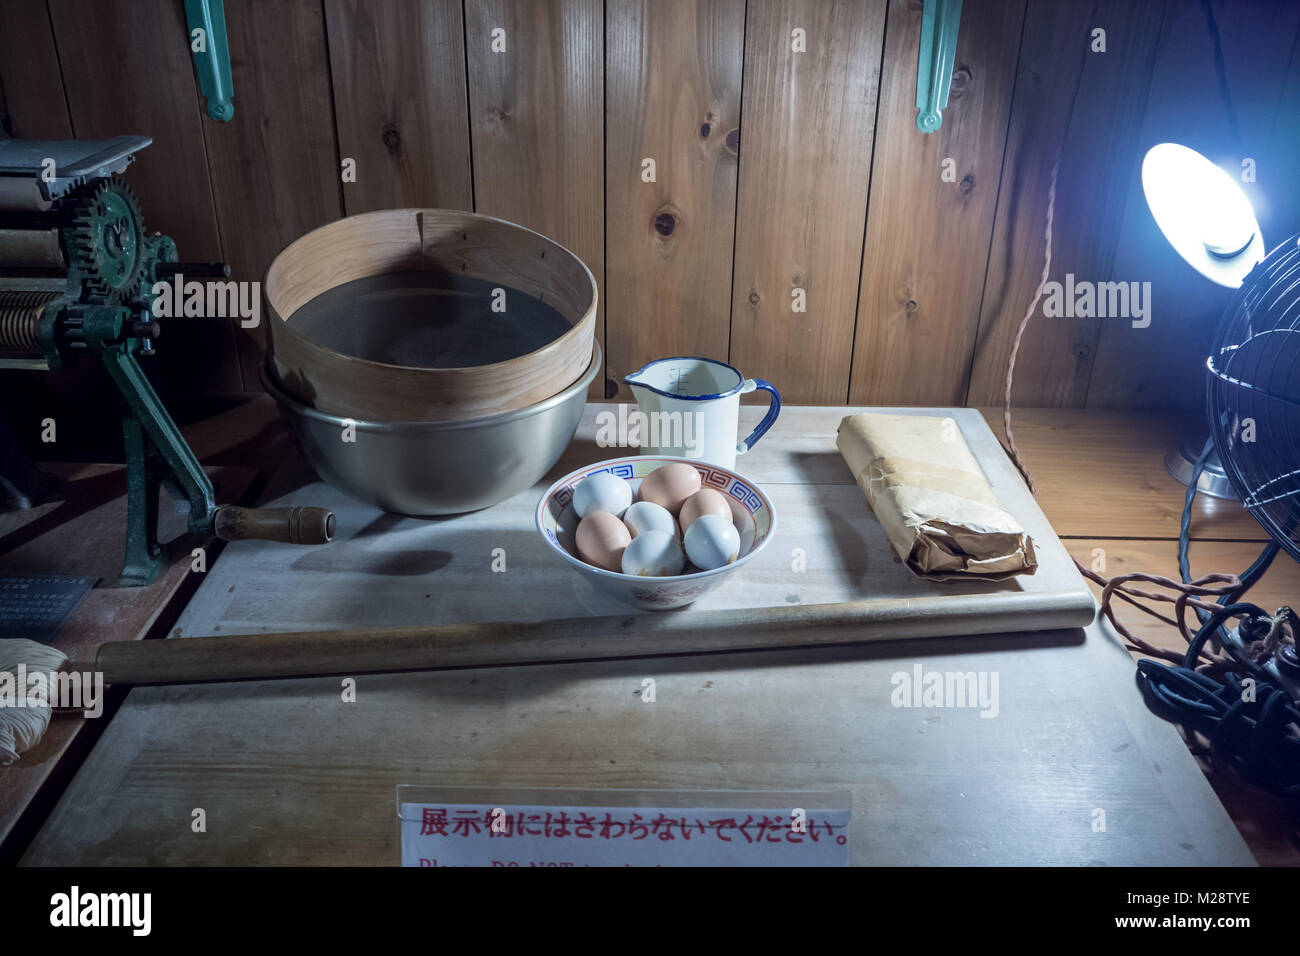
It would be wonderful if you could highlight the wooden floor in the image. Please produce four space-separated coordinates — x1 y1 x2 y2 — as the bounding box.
980 408 1300 866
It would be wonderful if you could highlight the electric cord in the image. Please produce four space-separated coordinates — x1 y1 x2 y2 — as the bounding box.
1134 604 1300 810
1176 435 1280 635
1152 451 1294 806
1176 436 1215 586
999 158 1299 808
999 159 1245 665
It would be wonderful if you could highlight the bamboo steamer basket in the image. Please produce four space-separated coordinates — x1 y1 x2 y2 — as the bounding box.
264 209 597 422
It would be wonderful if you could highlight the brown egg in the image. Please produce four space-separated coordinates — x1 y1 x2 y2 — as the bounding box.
678 488 732 532
637 462 702 516
575 511 631 571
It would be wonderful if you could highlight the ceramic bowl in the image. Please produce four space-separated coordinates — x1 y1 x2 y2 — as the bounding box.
535 456 776 611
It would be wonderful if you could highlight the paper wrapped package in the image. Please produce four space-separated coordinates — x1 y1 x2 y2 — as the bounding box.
835 412 1037 580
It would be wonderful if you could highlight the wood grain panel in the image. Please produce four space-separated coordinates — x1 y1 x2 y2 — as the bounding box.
13 0 1299 411
849 0 1023 405
202 0 343 390
464 0 605 397
48 0 221 264
1087 0 1300 409
47 0 240 394
0 0 72 137
728 0 886 405
324 0 472 214
967 0 1167 407
977 407 1275 541
604 0 744 397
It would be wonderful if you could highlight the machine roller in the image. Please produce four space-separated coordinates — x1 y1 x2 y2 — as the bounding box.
0 136 333 585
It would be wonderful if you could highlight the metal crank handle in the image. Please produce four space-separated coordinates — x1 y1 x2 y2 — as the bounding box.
212 506 335 545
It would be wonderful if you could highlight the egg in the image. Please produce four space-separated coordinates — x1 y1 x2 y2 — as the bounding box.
622 500 679 539
678 488 732 532
572 472 633 518
637 462 701 515
621 530 685 577
683 513 741 570
575 511 631 571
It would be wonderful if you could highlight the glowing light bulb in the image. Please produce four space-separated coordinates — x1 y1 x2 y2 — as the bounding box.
1141 143 1263 287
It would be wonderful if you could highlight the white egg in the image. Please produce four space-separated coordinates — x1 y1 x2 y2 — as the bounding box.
622 500 679 539
572 472 633 518
683 514 741 570
620 529 685 577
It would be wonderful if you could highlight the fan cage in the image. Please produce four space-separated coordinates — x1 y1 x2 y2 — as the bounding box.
1207 233 1300 563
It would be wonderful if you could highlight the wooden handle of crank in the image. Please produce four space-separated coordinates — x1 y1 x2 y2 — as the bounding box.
213 506 335 545
92 590 1097 686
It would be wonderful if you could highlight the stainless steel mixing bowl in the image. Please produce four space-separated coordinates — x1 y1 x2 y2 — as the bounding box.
262 343 601 516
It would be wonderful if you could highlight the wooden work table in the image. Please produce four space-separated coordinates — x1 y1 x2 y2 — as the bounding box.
980 408 1300 866
12 402 1299 866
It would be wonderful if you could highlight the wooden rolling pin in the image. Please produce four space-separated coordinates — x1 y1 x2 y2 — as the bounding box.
92 590 1095 686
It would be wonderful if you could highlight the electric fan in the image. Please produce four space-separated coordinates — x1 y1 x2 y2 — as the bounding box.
1207 234 1300 562
1135 256 1300 805
1132 146 1299 805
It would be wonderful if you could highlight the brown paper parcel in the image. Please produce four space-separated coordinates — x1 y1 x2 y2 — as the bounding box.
835 412 1037 580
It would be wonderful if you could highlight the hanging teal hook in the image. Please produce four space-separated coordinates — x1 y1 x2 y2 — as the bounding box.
184 0 234 121
915 0 962 133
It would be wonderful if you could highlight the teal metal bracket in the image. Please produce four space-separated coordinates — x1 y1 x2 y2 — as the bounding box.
184 0 234 121
81 306 220 585
916 0 962 133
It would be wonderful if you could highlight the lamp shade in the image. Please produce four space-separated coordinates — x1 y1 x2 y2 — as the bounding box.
1141 143 1264 287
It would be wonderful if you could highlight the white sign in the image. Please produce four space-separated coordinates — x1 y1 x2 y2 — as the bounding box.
400 803 850 867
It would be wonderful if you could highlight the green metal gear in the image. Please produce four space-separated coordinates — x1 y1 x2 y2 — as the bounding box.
69 176 147 302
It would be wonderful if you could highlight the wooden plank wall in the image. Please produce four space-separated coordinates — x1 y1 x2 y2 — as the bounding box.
208 0 343 388
464 0 606 398
728 0 886 406
1 0 1298 409
967 0 1169 408
1086 0 1300 409
44 0 240 395
604 0 743 395
325 0 473 215
850 0 1023 406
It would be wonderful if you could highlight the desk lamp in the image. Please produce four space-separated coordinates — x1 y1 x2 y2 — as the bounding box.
1142 143 1300 561
1141 143 1265 499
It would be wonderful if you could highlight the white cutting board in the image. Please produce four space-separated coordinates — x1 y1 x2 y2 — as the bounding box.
172 405 1095 642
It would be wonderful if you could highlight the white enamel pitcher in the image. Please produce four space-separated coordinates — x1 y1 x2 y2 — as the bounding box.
623 356 781 469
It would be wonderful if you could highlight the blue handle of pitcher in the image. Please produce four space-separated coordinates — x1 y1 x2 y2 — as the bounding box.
739 379 780 454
